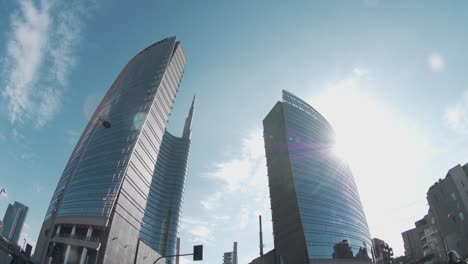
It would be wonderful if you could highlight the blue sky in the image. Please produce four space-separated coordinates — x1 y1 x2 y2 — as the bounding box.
1 0 468 263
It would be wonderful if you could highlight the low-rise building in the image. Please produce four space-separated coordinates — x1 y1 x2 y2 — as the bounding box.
372 238 393 264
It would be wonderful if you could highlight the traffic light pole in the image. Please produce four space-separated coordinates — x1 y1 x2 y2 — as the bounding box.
153 253 194 264
153 245 202 264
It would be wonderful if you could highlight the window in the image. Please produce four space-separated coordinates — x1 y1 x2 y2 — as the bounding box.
451 192 457 201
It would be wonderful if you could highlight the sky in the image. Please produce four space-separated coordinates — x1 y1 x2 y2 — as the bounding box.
1 0 468 263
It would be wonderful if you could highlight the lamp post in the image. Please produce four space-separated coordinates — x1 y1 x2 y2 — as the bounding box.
43 117 111 263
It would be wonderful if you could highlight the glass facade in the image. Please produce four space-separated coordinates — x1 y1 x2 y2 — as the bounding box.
1 201 28 244
36 37 187 264
263 90 372 263
140 97 194 262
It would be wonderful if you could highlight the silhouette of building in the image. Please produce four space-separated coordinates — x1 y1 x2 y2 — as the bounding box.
262 90 372 263
35 36 188 264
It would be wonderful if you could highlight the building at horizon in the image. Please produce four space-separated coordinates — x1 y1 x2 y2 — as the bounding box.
427 163 468 258
401 211 447 264
262 90 372 264
401 227 424 262
1 201 28 244
35 36 187 264
371 238 393 264
140 96 195 263
222 242 238 264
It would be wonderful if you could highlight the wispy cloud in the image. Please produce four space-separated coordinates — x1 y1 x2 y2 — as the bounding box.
180 216 214 244
444 89 468 134
64 128 81 145
2 0 94 127
201 129 269 217
200 127 273 251
427 52 445 72
205 129 266 193
200 191 222 210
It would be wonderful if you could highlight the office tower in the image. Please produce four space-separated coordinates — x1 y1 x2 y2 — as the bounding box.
140 97 195 263
427 163 468 258
35 36 187 264
222 242 238 264
372 238 394 264
263 90 372 263
1 201 28 244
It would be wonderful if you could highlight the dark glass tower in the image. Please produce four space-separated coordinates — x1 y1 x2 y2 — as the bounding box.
1 201 28 244
140 96 195 263
35 37 187 264
263 90 372 264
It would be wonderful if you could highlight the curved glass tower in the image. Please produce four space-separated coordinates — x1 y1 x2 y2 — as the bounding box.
140 96 194 263
35 37 187 264
263 90 372 264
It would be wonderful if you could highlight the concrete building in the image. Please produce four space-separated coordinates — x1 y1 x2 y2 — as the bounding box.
401 211 446 263
140 97 195 263
34 36 187 264
427 163 468 258
222 242 238 264
372 238 393 264
248 249 278 264
402 227 423 262
418 212 446 262
262 90 372 264
2 201 28 244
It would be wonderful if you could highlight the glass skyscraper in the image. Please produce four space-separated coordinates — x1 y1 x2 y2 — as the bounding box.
263 90 372 264
1 201 28 244
35 36 187 264
140 96 194 263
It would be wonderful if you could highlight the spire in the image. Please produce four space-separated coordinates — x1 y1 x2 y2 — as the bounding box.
182 95 195 139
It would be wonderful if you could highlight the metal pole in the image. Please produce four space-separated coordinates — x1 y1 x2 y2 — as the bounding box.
176 238 180 264
259 215 264 264
154 253 193 264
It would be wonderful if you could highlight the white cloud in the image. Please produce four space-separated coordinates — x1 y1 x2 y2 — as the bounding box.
2 0 93 127
444 89 468 133
427 53 445 72
201 128 270 233
2 0 51 124
180 217 214 244
311 68 435 255
206 129 266 193
236 207 251 231
200 191 222 210
0 187 7 198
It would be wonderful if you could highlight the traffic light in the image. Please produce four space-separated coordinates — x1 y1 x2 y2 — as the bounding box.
193 245 203 261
